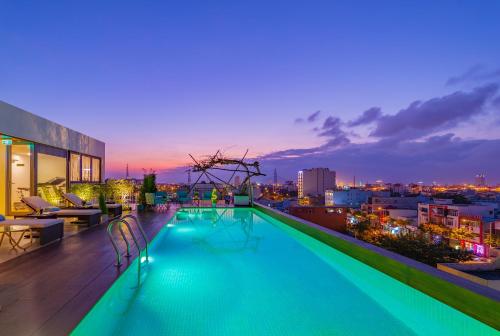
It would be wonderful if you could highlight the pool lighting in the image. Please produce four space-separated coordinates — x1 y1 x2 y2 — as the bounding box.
176 227 195 233
141 256 153 263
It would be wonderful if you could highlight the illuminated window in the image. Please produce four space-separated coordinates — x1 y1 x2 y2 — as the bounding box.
92 157 101 182
82 156 91 181
37 153 67 206
70 153 81 181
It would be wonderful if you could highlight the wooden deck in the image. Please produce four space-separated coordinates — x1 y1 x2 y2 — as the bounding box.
0 209 176 336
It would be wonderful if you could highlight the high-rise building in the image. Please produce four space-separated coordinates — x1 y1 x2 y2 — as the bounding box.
475 174 486 187
234 175 241 186
297 168 336 198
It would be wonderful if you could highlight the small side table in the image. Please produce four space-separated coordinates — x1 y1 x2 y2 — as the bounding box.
0 225 33 251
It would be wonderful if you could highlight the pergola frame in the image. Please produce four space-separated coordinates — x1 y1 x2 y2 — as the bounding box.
187 150 265 205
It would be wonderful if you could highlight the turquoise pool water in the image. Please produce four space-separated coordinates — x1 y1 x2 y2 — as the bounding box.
73 208 498 335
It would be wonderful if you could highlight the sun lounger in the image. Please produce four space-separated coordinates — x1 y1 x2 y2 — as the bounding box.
22 196 102 226
63 193 123 218
0 218 64 245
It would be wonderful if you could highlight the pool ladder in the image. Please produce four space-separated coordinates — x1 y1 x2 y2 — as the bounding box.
107 215 149 274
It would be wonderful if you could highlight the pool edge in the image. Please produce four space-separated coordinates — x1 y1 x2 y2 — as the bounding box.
253 203 500 331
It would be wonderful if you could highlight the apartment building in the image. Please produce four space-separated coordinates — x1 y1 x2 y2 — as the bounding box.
298 168 336 198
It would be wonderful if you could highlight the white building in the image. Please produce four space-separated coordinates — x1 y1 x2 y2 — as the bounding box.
0 101 105 215
298 168 336 198
328 189 371 208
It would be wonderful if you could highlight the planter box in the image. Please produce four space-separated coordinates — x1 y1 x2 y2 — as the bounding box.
234 195 250 206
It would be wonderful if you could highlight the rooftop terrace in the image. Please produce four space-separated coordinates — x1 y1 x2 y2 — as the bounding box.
0 209 176 335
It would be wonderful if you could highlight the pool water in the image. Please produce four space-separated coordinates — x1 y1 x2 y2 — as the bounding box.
72 208 498 335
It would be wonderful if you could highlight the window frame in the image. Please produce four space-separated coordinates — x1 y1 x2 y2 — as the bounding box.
69 152 102 184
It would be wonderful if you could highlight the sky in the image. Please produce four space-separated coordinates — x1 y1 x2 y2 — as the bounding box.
1 0 500 184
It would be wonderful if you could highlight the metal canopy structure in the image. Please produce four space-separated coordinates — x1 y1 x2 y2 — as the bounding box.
187 150 266 204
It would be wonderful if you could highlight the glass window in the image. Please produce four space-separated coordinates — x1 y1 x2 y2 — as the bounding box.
37 153 67 206
70 153 81 181
10 142 33 213
92 157 101 182
82 156 91 181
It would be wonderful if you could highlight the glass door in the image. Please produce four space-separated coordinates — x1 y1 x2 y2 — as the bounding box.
10 141 33 214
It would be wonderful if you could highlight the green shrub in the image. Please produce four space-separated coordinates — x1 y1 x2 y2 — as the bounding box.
371 233 473 266
70 183 105 202
140 173 157 205
98 192 109 215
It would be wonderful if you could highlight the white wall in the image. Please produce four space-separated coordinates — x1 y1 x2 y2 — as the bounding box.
0 101 105 175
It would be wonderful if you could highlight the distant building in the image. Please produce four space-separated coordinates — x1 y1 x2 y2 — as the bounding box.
418 202 497 256
289 206 348 232
362 195 428 215
325 190 334 206
298 168 336 198
234 175 241 186
283 180 297 192
475 174 486 187
390 183 407 195
328 189 372 208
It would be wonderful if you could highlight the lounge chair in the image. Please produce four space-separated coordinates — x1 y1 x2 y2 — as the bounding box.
154 191 169 212
0 217 64 245
63 193 123 218
22 196 101 226
176 190 192 207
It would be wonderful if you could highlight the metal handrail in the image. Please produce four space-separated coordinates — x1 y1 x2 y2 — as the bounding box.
121 214 149 261
107 218 124 266
107 217 144 267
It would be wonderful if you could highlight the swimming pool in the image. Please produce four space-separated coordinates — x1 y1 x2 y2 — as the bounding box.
72 208 498 335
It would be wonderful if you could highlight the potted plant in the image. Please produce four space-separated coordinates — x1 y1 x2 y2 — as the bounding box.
98 192 109 223
139 173 157 211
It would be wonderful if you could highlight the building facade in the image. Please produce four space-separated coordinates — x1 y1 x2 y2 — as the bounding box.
298 168 336 198
418 202 497 255
289 206 348 232
327 188 372 208
362 195 428 215
0 101 105 215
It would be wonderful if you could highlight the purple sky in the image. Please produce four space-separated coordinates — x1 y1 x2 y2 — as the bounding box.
1 1 499 184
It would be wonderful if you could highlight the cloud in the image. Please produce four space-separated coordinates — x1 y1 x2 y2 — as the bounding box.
295 110 321 124
347 107 382 127
260 135 500 184
261 77 500 184
307 110 321 122
317 116 350 146
447 65 500 86
370 83 498 140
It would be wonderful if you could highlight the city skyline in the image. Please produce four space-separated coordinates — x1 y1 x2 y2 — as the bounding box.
2 1 500 183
